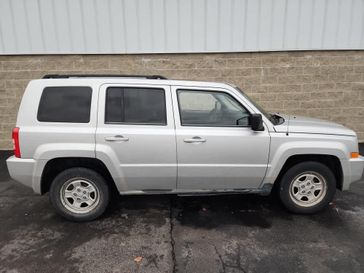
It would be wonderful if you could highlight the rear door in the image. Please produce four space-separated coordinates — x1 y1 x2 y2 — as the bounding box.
96 84 176 192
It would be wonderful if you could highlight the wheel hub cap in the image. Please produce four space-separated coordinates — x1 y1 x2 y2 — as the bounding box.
60 179 100 214
289 172 327 207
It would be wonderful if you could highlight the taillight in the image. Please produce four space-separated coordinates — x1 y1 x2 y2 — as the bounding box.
12 127 21 158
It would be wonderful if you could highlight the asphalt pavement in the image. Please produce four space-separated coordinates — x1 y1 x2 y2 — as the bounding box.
0 148 364 273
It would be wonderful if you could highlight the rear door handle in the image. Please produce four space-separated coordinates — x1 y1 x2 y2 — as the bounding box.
183 136 207 143
104 135 129 142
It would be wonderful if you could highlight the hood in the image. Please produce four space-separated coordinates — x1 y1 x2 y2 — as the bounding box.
274 114 356 137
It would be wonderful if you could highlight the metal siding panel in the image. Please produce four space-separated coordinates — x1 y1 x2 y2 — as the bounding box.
361 0 364 48
219 0 232 51
351 0 364 48
164 0 178 52
109 0 126 53
241 0 248 49
191 0 205 51
95 0 113 53
297 0 313 49
259 0 273 51
138 0 153 52
26 0 46 53
284 0 300 49
123 0 140 52
0 0 363 54
179 0 192 52
310 0 326 49
0 0 17 52
336 0 352 48
361 1 364 48
323 0 340 48
39 0 59 52
53 0 73 52
11 0 30 53
151 0 166 52
0 18 3 52
205 0 219 52
231 0 243 51
245 0 259 50
67 0 86 52
81 0 99 53
270 0 286 50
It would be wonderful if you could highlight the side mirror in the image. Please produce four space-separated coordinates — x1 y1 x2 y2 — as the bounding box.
250 114 264 131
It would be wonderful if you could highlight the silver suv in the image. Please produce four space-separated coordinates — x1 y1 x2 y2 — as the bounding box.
6 74 364 221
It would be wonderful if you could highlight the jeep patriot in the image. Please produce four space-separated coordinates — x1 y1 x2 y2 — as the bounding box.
6 74 364 221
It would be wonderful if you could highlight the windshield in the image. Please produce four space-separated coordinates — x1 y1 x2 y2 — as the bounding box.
234 87 284 125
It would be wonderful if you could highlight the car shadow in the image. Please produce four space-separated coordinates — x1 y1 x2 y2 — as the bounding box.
172 194 283 229
104 187 360 231
107 193 320 229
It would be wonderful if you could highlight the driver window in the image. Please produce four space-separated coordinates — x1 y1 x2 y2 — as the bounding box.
177 89 250 127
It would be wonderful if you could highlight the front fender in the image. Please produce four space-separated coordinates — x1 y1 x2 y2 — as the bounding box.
262 139 348 186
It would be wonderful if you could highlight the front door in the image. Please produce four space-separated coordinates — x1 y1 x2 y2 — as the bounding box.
172 86 270 190
96 84 176 192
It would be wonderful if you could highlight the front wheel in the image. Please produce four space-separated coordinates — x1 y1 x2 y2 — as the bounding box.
49 167 110 222
279 161 336 214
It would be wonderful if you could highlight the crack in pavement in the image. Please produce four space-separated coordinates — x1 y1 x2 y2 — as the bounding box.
227 245 248 273
214 244 248 273
169 198 177 273
214 245 227 273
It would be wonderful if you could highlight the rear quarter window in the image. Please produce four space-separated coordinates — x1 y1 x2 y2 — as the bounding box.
37 86 92 123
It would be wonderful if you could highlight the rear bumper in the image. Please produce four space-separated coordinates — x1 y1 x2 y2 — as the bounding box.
342 156 364 190
6 156 43 194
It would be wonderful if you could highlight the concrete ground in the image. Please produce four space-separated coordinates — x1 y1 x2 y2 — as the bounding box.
0 148 364 273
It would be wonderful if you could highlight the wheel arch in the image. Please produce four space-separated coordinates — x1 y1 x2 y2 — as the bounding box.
40 157 118 195
273 154 343 190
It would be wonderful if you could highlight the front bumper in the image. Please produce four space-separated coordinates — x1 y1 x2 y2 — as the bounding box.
342 156 364 190
6 156 43 194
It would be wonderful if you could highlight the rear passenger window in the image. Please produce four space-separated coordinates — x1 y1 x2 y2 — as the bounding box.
105 87 166 125
37 86 92 123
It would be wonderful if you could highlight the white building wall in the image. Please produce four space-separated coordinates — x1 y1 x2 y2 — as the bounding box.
0 0 363 55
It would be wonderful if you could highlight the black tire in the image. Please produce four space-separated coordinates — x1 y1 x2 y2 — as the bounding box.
279 161 336 214
49 167 110 222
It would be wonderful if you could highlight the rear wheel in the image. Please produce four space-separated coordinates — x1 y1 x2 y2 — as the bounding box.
279 161 336 214
49 167 110 222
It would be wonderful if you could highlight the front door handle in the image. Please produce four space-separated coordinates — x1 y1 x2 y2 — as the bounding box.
105 135 129 142
183 136 207 143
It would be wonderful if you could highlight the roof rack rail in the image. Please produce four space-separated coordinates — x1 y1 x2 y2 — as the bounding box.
42 74 168 80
